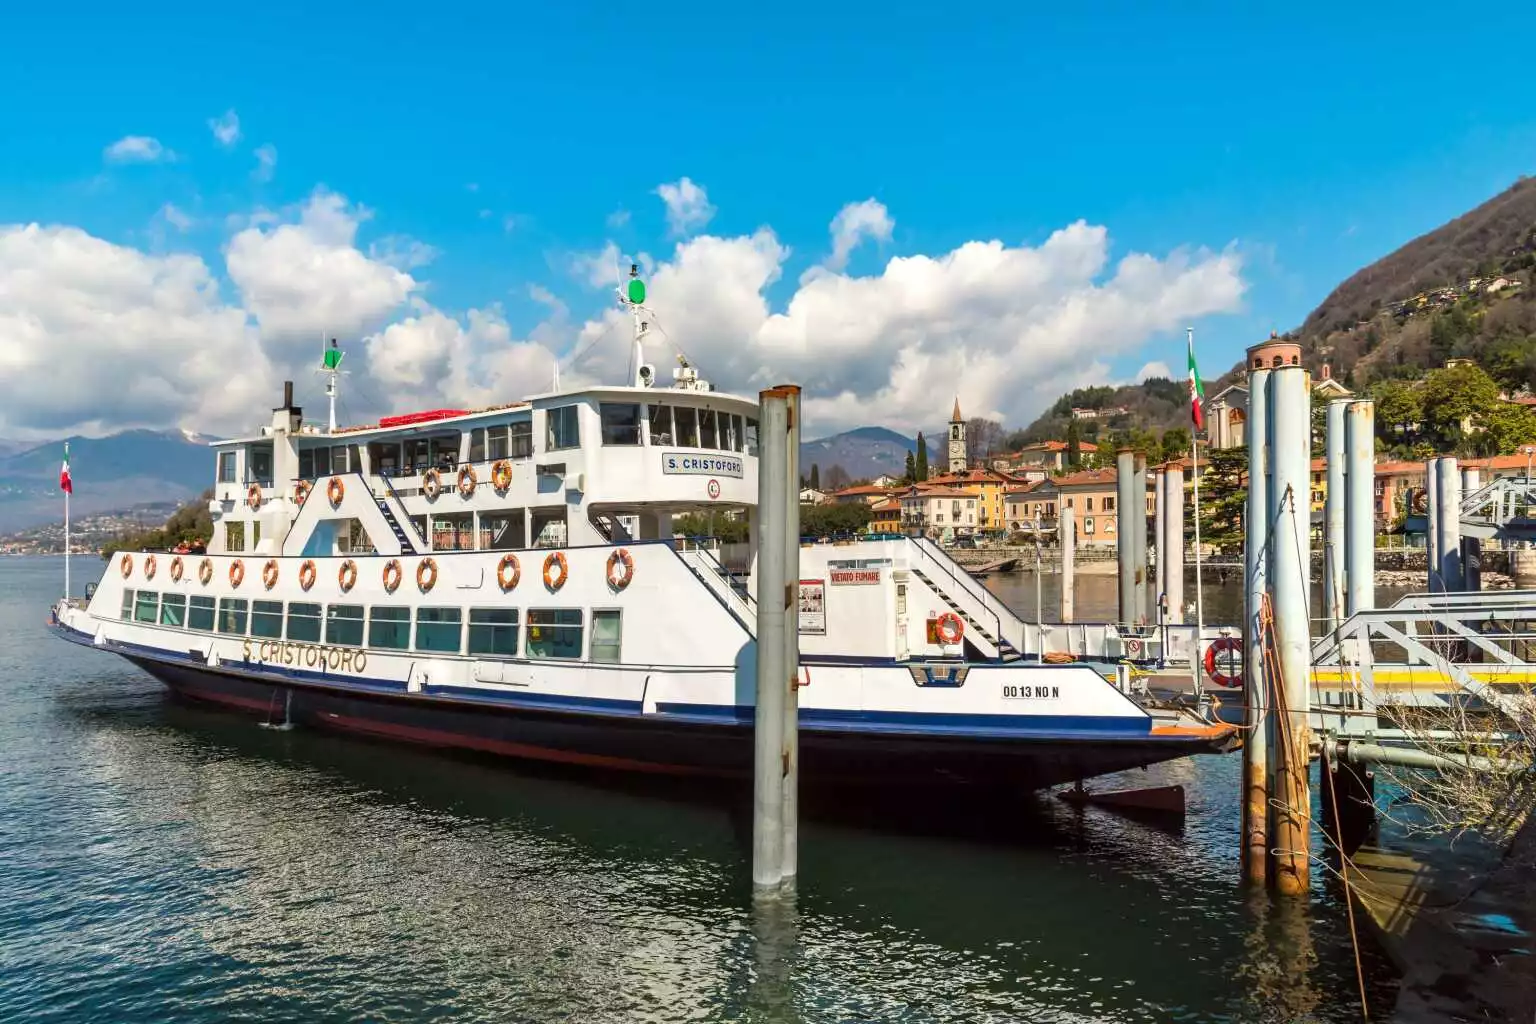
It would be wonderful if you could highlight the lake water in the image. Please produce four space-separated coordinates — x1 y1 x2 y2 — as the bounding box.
0 556 1396 1022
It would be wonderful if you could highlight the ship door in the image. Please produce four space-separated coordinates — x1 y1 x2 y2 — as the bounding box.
895 579 909 660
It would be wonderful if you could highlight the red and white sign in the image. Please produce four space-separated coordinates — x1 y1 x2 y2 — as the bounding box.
706 478 721 500
830 568 881 586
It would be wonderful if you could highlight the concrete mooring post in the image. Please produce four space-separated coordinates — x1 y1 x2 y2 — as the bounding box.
1153 467 1166 614
1163 466 1184 626
1059 505 1076 623
1116 450 1136 625
1426 456 1442 592
753 388 791 896
779 385 801 891
1344 401 1376 617
1437 456 1463 593
1132 454 1149 625
1268 365 1313 897
1242 365 1271 888
1323 400 1348 633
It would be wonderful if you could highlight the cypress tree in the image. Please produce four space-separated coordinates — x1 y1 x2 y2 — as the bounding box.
914 433 929 482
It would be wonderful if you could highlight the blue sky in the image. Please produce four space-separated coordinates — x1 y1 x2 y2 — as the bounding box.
1 1 1533 437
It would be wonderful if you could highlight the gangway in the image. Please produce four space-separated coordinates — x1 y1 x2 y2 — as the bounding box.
1407 474 1536 542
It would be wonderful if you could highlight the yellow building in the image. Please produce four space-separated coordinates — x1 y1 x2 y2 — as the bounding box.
923 468 1021 533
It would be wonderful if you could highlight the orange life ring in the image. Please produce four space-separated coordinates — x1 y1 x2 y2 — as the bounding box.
497 553 521 591
417 557 438 592
542 551 569 591
299 559 317 591
262 559 279 590
606 548 635 590
120 554 133 578
229 560 245 588
198 558 213 585
338 559 358 592
382 559 403 594
294 479 313 506
170 556 184 582
422 468 443 501
457 464 477 497
327 476 345 506
247 484 262 510
144 555 158 581
1204 636 1244 688
491 460 512 491
934 612 964 645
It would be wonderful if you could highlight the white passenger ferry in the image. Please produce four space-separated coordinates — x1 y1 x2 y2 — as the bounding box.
50 273 1232 791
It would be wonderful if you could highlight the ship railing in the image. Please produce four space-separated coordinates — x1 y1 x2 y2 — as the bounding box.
375 473 431 551
670 545 755 634
909 536 1017 651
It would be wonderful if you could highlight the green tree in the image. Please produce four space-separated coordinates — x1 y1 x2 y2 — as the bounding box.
1420 363 1501 451
1469 402 1536 457
800 502 873 539
1161 426 1192 461
903 449 916 484
1065 420 1082 469
1371 377 1425 445
808 463 820 490
1196 447 1248 551
914 433 929 481
1483 335 1536 394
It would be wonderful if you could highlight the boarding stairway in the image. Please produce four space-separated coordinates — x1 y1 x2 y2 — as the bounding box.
374 478 423 554
676 546 756 631
906 538 1025 662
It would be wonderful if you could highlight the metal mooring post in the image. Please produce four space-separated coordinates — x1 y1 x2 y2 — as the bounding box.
778 384 801 891
753 388 790 895
1164 466 1184 626
1242 362 1270 888
1323 400 1348 634
1059 505 1075 623
1132 453 1149 625
1116 449 1136 626
1344 401 1376 616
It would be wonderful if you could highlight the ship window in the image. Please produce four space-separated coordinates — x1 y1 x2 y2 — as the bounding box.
159 594 187 628
217 451 237 483
509 421 533 458
546 406 580 451
133 591 159 624
600 403 642 446
313 447 331 476
673 406 699 447
404 440 431 474
527 608 582 660
416 607 463 653
468 608 519 656
188 596 215 631
326 605 364 646
483 512 526 550
746 418 760 456
369 606 411 649
370 442 402 476
121 588 134 620
591 609 622 664
699 409 718 449
299 449 314 479
469 428 487 463
723 414 743 452
252 600 284 639
287 602 321 643
530 507 567 548
217 598 248 634
250 446 273 485
647 405 672 445
225 521 246 552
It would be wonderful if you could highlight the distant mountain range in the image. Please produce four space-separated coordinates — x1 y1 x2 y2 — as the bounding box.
0 429 214 534
800 426 937 482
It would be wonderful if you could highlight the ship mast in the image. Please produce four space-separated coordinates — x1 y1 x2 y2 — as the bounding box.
319 336 345 434
619 263 651 387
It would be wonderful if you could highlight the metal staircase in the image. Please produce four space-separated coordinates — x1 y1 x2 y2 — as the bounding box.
1458 475 1536 542
373 476 424 554
907 565 1023 662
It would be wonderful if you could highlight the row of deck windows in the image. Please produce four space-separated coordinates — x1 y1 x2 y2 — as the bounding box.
121 590 622 662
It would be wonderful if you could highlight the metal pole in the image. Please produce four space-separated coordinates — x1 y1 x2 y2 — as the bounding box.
1268 365 1312 897
779 385 801 890
1242 366 1270 888
1116 449 1135 625
1033 514 1043 645
1059 505 1075 623
1426 457 1441 592
1132 454 1149 626
1190 438 1204 634
64 476 71 600
1438 456 1462 592
1164 465 1185 625
1344 401 1375 616
1153 468 1166 611
753 389 789 896
1323 400 1348 633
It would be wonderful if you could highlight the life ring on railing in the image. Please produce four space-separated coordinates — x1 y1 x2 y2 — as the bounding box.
298 559 317 592
1125 636 1144 658
1204 636 1244 687
247 484 262 510
606 548 635 590
294 479 312 506
497 553 521 591
417 557 438 593
229 560 245 588
199 558 213 585
542 551 569 591
934 612 964 646
170 556 184 583
144 555 158 581
338 559 358 592
262 559 279 590
457 464 477 497
491 460 512 491
327 476 345 506
422 469 443 501
120 553 133 578
382 559 403 594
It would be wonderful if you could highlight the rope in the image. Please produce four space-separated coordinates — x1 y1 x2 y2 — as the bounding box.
1322 753 1372 1021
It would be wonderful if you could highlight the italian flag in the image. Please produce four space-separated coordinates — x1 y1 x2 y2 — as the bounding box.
59 442 72 494
1187 329 1205 431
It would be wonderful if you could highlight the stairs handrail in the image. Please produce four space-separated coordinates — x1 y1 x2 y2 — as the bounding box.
376 472 429 552
910 536 1008 648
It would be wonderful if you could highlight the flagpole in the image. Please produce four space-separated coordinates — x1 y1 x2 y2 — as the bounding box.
1188 327 1206 697
64 447 71 601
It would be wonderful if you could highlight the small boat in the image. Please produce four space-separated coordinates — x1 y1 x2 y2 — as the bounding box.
965 557 1020 577
50 270 1234 792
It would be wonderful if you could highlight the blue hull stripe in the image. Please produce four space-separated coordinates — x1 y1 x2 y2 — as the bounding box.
50 620 1162 743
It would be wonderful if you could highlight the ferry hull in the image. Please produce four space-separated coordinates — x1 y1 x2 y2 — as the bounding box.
125 655 1223 792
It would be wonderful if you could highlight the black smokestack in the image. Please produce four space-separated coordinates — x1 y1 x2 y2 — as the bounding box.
283 380 293 408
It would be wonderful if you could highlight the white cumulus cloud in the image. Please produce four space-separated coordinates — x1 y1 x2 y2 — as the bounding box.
825 198 894 272
655 177 715 237
104 136 173 164
208 109 241 147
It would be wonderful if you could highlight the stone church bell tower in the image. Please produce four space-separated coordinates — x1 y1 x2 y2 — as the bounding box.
948 397 966 473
